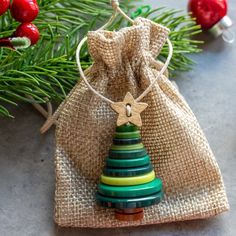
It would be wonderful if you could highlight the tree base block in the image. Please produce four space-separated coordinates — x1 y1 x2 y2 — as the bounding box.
115 208 144 221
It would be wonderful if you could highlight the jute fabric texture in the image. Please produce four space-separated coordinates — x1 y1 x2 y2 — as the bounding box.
54 17 229 227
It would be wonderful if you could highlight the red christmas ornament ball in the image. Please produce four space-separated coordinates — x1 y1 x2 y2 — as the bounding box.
10 0 39 23
188 0 228 30
14 22 40 45
0 0 10 16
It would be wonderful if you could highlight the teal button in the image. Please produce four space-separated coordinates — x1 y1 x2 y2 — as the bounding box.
103 164 153 177
96 190 164 209
106 155 150 168
113 138 142 145
109 148 147 159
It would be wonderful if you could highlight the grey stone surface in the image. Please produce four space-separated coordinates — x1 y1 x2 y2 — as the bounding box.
0 0 236 235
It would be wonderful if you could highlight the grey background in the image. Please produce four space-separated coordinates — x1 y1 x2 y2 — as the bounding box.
0 0 236 235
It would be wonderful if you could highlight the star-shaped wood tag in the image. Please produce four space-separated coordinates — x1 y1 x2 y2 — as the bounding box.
111 92 148 127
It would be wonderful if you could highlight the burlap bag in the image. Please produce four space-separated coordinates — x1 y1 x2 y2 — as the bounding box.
54 17 229 227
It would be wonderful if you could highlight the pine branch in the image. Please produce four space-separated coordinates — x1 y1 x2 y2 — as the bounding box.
0 1 202 118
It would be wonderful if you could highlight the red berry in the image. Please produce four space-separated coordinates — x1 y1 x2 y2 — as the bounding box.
0 0 10 16
10 0 39 23
14 23 40 45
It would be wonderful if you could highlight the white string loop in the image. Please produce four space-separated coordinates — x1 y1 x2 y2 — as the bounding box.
75 0 174 105
41 0 173 133
76 36 173 104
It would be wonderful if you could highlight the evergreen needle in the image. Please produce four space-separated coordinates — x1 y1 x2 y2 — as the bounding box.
0 1 202 118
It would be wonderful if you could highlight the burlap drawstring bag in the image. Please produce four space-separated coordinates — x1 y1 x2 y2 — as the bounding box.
53 17 229 227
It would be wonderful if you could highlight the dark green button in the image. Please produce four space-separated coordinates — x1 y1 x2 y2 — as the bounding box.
116 124 138 132
98 178 162 197
115 131 141 139
109 148 147 159
113 138 141 145
103 164 153 177
106 155 150 168
96 190 164 209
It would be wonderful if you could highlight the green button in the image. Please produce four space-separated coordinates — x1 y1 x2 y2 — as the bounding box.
109 148 147 159
113 138 141 145
98 178 162 197
111 143 144 151
96 190 164 209
103 164 153 177
115 131 141 139
100 170 155 186
116 124 138 132
106 155 150 168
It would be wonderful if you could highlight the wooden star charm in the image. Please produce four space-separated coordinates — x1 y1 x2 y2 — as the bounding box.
111 92 148 127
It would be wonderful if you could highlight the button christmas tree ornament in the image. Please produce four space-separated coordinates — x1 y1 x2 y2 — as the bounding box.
96 92 164 221
51 0 229 228
75 1 173 222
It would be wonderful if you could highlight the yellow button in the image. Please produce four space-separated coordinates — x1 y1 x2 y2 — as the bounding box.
100 171 155 186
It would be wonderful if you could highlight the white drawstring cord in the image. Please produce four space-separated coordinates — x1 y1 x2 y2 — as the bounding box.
76 32 173 104
41 0 173 133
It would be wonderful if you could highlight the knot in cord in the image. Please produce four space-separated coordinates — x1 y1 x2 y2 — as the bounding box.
111 0 119 10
